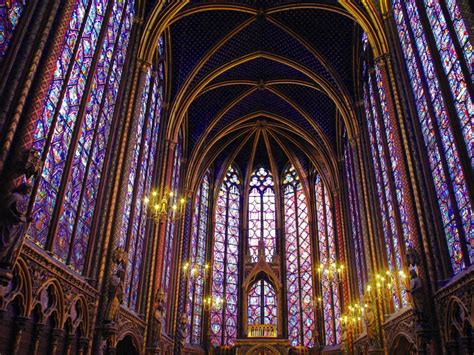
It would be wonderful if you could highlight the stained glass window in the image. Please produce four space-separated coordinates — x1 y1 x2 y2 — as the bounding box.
393 1 473 273
343 139 367 300
363 74 407 309
248 167 276 263
283 166 315 347
0 0 27 60
444 0 472 69
210 166 240 346
28 0 135 273
117 39 164 311
248 279 277 326
161 132 183 318
315 175 341 345
186 173 210 345
422 0 473 165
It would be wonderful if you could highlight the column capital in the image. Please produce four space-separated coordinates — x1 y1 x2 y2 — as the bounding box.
133 17 144 25
137 58 152 72
348 134 360 148
374 53 392 66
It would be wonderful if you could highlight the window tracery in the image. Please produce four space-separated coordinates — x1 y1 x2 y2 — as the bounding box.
248 279 277 327
186 172 210 344
283 165 315 347
0 0 27 60
28 0 135 274
393 0 473 273
314 175 341 345
210 165 240 346
248 167 276 263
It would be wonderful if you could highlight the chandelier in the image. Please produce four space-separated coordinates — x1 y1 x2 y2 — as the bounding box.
182 261 224 311
143 188 187 223
316 262 345 282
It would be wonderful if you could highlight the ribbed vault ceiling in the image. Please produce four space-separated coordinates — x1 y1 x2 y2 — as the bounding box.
164 0 360 189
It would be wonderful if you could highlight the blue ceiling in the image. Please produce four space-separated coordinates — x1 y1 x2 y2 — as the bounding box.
166 0 357 171
210 57 312 84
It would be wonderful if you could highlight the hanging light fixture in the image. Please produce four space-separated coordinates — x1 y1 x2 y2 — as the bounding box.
143 188 187 223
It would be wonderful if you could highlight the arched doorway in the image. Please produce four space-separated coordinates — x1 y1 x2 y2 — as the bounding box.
116 335 139 355
248 345 279 355
390 334 415 355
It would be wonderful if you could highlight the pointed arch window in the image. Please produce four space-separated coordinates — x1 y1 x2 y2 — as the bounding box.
28 0 135 274
343 138 367 300
248 279 277 326
118 39 164 311
210 166 240 346
186 172 210 345
315 175 341 345
360 36 410 309
392 1 473 273
248 167 276 263
0 0 27 60
161 133 183 320
283 166 315 347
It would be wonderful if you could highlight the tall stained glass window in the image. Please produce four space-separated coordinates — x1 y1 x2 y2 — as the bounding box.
343 138 367 300
186 173 210 345
360 34 409 309
248 167 276 263
118 39 164 311
315 175 341 345
393 1 473 273
0 0 27 60
210 166 240 346
283 166 315 347
28 0 135 274
161 133 183 319
248 279 277 326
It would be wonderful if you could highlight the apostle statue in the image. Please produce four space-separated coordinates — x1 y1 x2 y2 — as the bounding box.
407 268 426 324
363 294 379 348
152 288 166 347
177 313 187 349
104 264 125 324
0 183 32 268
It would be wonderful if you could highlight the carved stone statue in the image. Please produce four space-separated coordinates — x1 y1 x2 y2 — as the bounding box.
363 295 379 348
104 250 127 324
104 267 124 323
340 325 349 353
408 269 426 323
19 149 41 180
152 288 166 347
406 247 420 268
0 183 32 268
177 313 187 349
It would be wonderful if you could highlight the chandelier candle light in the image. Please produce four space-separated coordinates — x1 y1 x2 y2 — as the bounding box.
316 262 345 282
182 261 223 311
143 188 187 222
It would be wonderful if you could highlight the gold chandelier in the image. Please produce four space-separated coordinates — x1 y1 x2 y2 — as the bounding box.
143 188 187 223
316 262 345 282
182 261 224 311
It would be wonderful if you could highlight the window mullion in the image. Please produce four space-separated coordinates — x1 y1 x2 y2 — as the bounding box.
370 71 407 306
190 184 203 343
413 0 474 200
322 184 337 344
400 0 471 271
29 0 94 248
221 187 231 345
67 0 128 265
46 0 116 252
293 185 305 345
